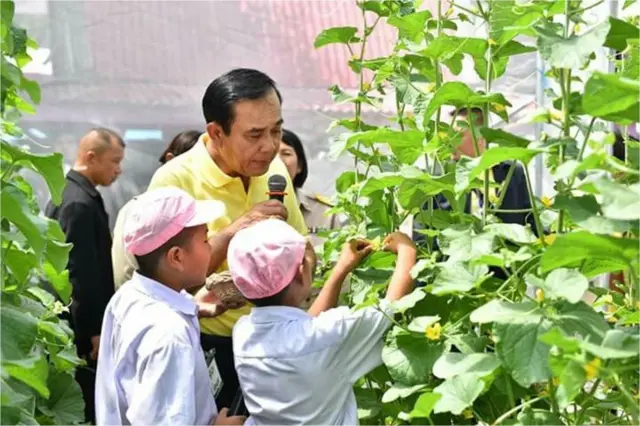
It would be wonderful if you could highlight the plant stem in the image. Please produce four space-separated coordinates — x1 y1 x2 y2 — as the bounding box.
494 162 516 210
492 396 544 425
481 0 493 227
523 164 545 243
573 0 604 15
557 0 573 234
567 117 596 190
489 208 534 214
449 0 484 18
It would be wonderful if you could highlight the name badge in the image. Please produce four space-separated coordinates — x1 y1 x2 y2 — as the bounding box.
204 349 223 398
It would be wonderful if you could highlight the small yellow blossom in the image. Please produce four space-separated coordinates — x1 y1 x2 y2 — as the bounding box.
445 7 454 18
574 23 582 34
636 301 640 311
489 192 500 205
543 233 557 245
426 322 441 341
362 83 371 91
550 109 564 121
426 83 436 93
584 358 601 380
536 289 545 303
607 315 617 323
438 131 448 139
541 195 553 209
462 409 474 419
552 377 560 386
493 103 506 113
488 38 497 46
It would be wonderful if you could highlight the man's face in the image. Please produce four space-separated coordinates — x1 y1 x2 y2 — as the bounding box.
453 113 485 160
89 140 124 186
209 89 283 177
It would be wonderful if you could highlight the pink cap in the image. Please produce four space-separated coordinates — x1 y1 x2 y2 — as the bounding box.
124 187 226 256
227 219 307 299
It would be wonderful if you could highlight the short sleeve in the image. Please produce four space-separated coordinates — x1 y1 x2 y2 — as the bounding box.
126 341 201 425
316 304 392 383
111 200 138 289
148 166 183 191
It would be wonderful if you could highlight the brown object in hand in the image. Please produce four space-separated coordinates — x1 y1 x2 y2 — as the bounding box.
205 271 247 309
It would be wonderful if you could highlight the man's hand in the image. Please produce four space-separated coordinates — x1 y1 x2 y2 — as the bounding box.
336 239 373 274
212 408 246 425
383 232 416 255
90 335 100 360
232 200 288 233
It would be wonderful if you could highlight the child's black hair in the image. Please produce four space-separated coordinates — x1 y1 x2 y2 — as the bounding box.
246 285 290 307
134 226 200 281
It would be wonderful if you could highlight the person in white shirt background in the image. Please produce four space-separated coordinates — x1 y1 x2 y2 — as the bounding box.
228 219 417 425
95 187 245 425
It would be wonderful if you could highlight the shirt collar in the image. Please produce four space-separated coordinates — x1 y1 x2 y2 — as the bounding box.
67 169 100 198
130 272 198 317
250 305 311 324
296 189 311 212
192 134 235 188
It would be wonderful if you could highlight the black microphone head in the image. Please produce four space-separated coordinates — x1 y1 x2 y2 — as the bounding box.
268 174 287 193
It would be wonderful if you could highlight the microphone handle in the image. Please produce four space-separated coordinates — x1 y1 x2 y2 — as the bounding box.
269 194 285 203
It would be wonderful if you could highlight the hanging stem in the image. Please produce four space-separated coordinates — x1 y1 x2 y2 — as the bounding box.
495 162 516 210
492 396 545 425
523 165 545 244
557 0 573 234
481 0 493 227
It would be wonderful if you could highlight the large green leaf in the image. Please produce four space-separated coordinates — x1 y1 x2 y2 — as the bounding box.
527 268 588 304
430 262 489 296
42 261 72 304
595 179 640 221
313 27 358 48
485 223 537 244
470 299 541 324
347 129 426 165
604 17 640 51
1 184 48 255
3 247 36 284
439 226 495 263
621 39 639 80
480 128 531 148
382 333 445 386
388 288 426 314
494 318 552 387
536 20 610 69
517 409 563 425
490 0 545 44
554 194 631 235
555 302 610 345
582 72 640 122
0 304 38 361
556 360 586 409
540 231 638 275
432 373 484 415
0 406 38 426
409 392 441 419
44 219 72 274
3 352 49 398
433 352 500 380
423 82 511 122
0 141 66 205
382 383 427 403
582 329 640 359
387 10 431 41
39 371 85 424
407 316 440 333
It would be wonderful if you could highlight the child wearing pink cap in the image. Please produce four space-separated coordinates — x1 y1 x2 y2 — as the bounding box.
95 187 245 425
228 219 417 425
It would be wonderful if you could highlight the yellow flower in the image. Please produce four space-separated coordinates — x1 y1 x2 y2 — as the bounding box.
445 7 454 18
541 195 553 209
607 315 617 323
543 233 557 245
536 289 545 303
488 38 497 46
574 23 582 33
584 358 601 380
489 192 499 205
438 131 448 139
493 103 506 112
426 322 441 341
426 83 436 93
636 301 640 311
462 409 474 419
552 377 560 386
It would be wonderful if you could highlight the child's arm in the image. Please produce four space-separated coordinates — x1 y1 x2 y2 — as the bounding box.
307 239 372 317
382 232 417 301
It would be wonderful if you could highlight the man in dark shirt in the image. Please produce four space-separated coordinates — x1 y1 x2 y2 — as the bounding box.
45 128 125 423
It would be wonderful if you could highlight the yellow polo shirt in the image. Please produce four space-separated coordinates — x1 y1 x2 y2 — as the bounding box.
147 135 307 336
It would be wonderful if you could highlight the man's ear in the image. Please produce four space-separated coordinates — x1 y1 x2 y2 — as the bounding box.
164 152 175 162
85 150 97 164
206 122 223 145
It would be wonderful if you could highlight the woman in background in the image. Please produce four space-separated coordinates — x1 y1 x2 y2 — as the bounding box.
112 130 201 289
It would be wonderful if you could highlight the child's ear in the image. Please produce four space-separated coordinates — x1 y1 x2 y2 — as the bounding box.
166 246 185 271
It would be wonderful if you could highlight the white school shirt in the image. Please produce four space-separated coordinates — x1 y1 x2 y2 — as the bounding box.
95 272 217 425
232 304 392 425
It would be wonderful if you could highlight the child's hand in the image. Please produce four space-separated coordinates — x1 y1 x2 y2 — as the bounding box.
336 239 373 273
383 232 416 254
213 408 246 425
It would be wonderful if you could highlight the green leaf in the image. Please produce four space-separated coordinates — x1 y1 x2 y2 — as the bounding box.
38 320 71 345
0 406 38 425
433 352 500 380
313 26 358 48
467 147 542 185
1 304 38 361
432 373 484 415
1 184 47 255
470 299 541 324
430 262 489 296
485 223 537 244
1 141 66 206
353 387 381 420
347 129 426 165
1 0 15 29
556 360 586 409
39 371 85 424
387 10 431 41
494 318 552 387
388 288 426 314
21 77 41 104
540 231 638 275
3 247 36 284
622 39 639 80
582 73 640 123
480 128 531 148
382 383 427 403
536 20 610 69
582 329 640 359
604 17 640 51
358 0 392 16
3 352 49 398
554 194 631 235
407 316 440 333
51 347 84 373
424 82 511 122
490 0 544 44
556 301 610 344
538 328 581 352
42 261 72 304
439 226 495 263
409 392 441 419
517 409 563 425
447 334 491 354
44 219 72 274
382 333 445 386
532 268 588 304
595 179 640 221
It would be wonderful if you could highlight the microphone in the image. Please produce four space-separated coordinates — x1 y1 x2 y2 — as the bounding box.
267 174 287 203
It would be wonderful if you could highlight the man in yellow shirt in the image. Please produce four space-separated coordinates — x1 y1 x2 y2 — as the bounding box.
147 68 306 408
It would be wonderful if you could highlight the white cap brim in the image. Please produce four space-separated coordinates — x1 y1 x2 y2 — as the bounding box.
185 200 226 227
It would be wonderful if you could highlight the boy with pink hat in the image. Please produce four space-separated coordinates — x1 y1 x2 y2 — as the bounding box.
95 187 245 425
228 219 417 425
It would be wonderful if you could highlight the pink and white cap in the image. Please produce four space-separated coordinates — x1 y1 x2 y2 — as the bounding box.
227 219 307 299
124 187 226 256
